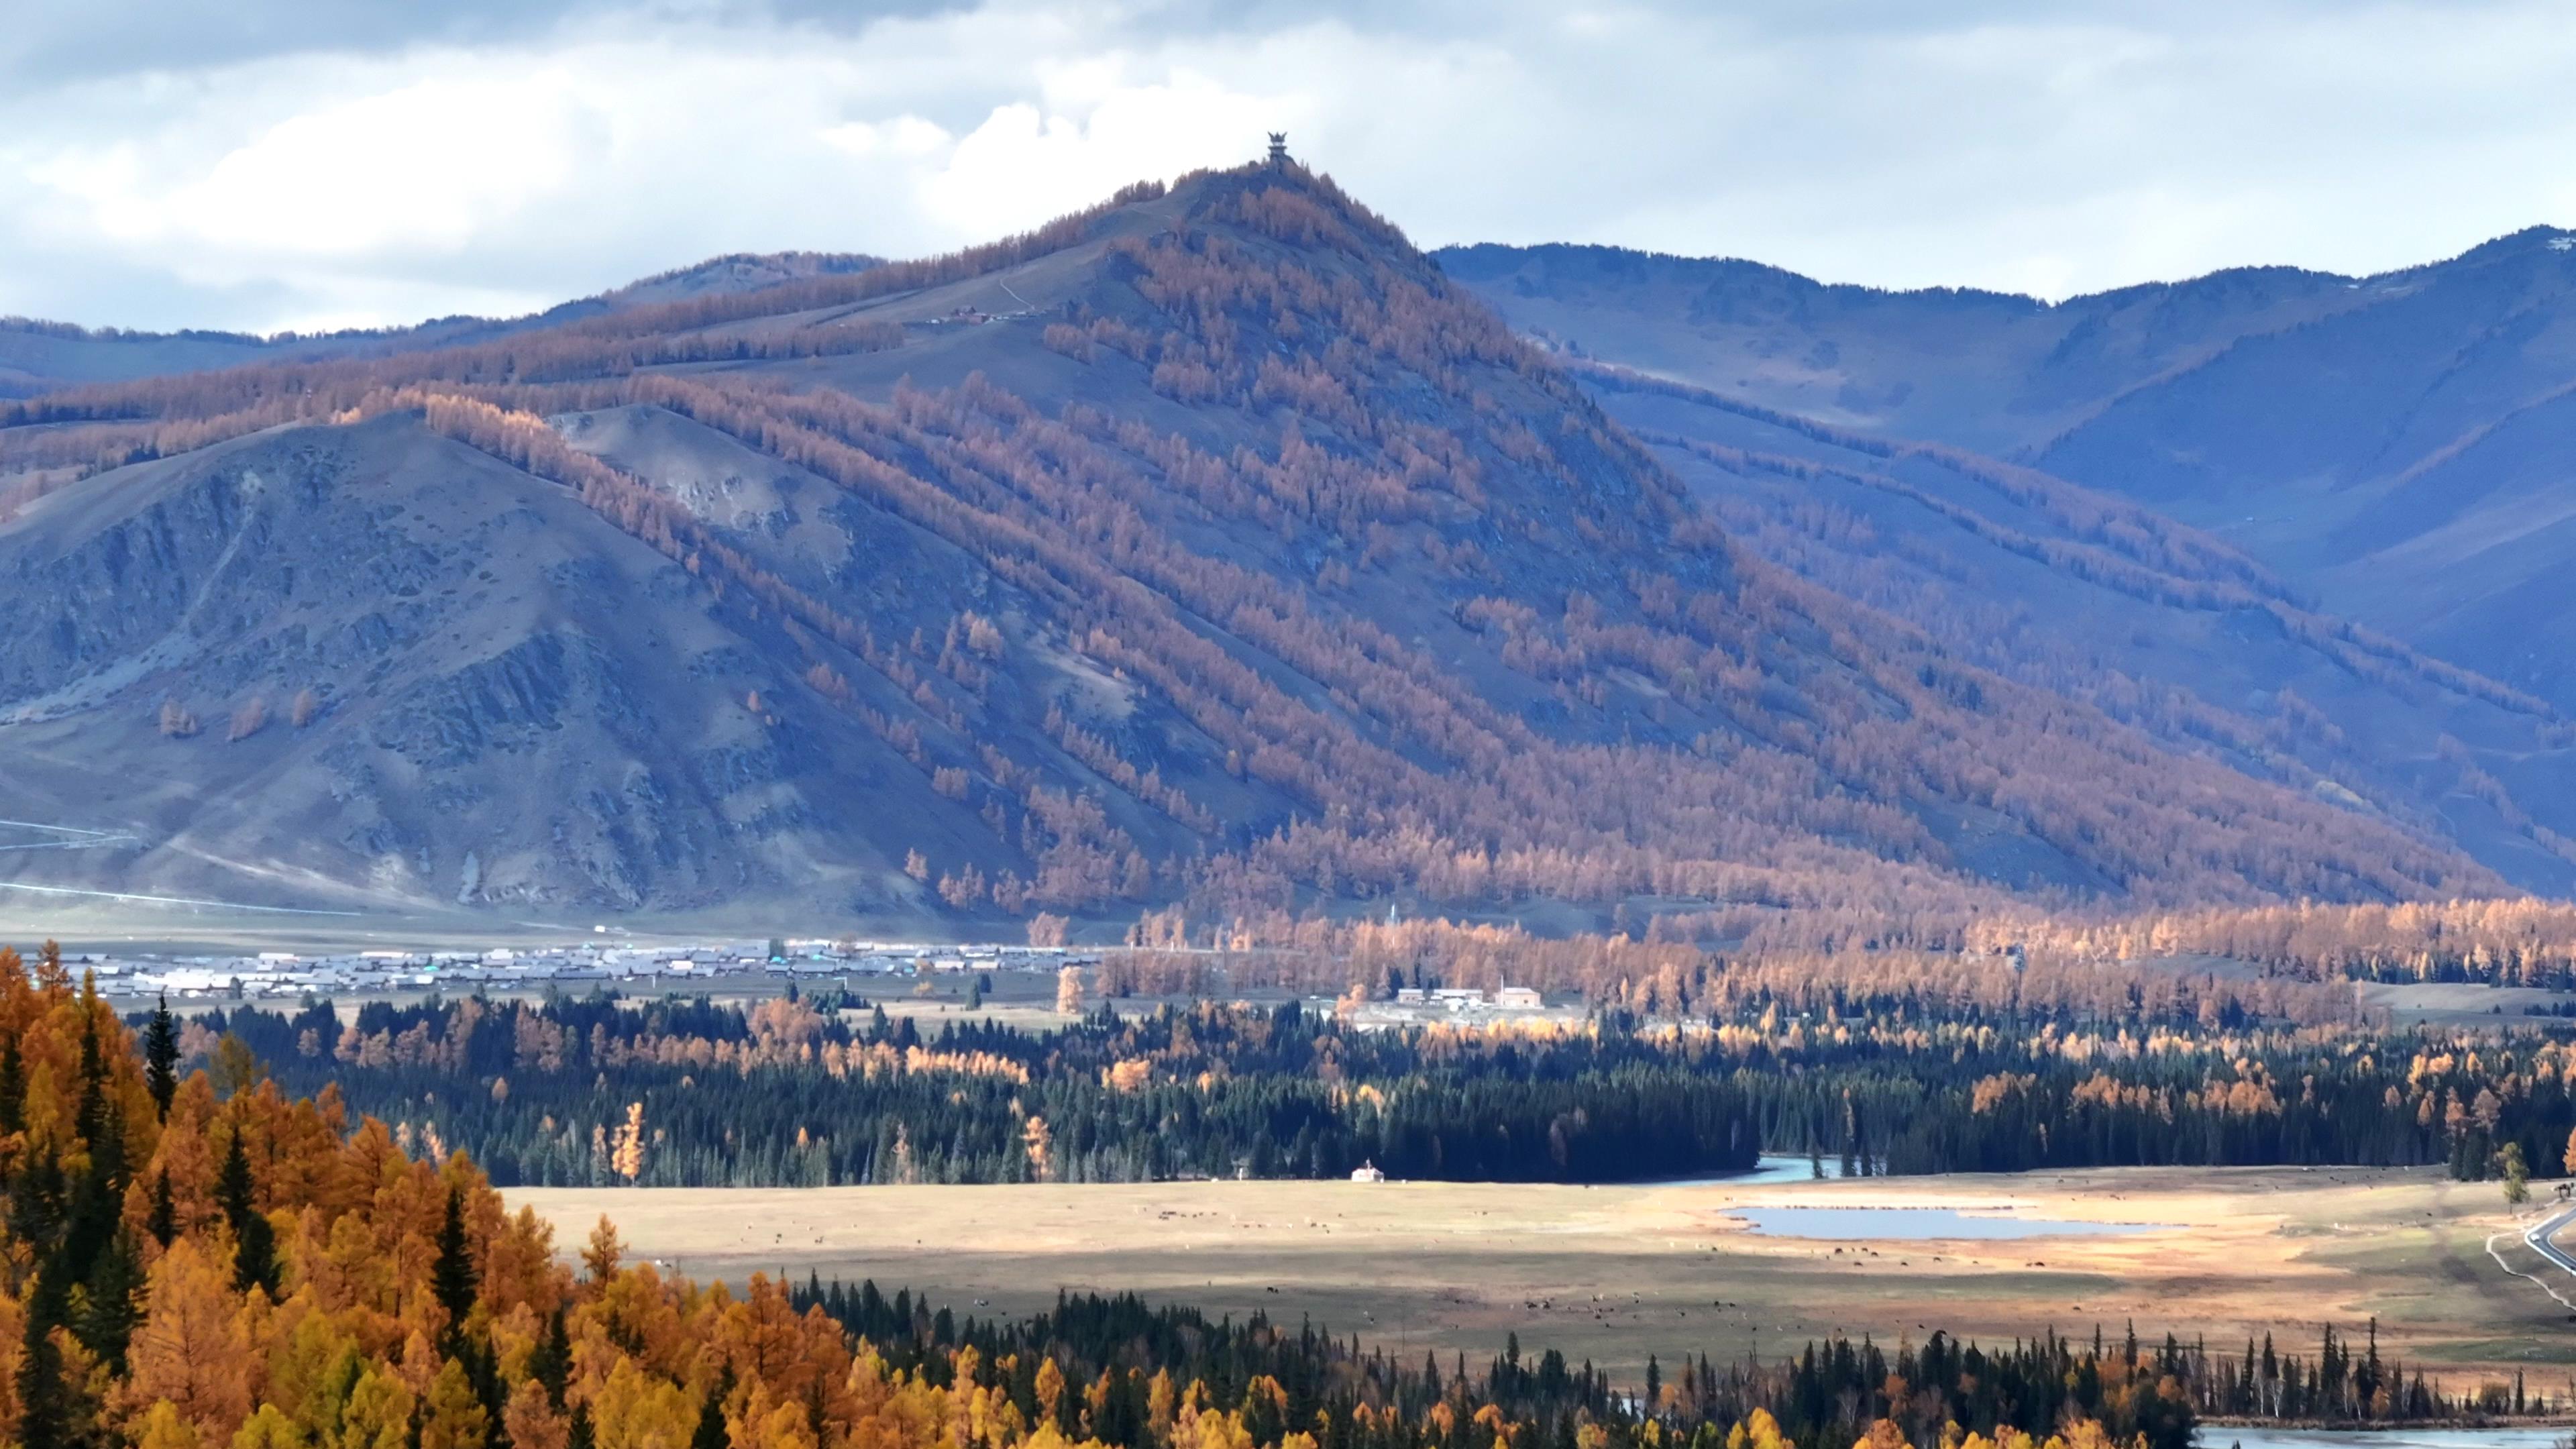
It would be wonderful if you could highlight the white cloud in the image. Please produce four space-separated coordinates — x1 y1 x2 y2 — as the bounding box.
818 115 953 162
144 75 590 258
0 0 2571 332
922 74 1285 237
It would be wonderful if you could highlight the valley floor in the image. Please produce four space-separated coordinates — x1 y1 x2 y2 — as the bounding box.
508 1164 2566 1389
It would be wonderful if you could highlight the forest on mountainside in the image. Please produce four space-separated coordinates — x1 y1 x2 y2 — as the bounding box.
1976 897 2576 987
1582 362 2560 722
1108 894 2576 999
1446 233 2576 902
176 957 2576 1189
0 936 2274 1449
0 161 2514 930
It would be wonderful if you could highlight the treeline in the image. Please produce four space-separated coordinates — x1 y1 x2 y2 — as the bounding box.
0 940 2194 1449
794 1280 2541 1443
178 979 2576 1188
205 994 1766 1187
1098 927 2372 1024
1983 898 2576 989
792 1279 2218 1449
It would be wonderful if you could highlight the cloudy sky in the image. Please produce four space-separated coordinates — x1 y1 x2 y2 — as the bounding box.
5 0 2571 335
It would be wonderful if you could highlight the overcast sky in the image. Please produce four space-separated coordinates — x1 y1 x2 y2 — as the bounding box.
5 0 2572 334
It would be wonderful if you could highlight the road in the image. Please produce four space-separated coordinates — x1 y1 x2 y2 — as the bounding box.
2489 1197 2576 1312
2528 1199 2576 1274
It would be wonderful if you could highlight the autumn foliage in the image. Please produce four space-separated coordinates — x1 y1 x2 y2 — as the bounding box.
0 941 2184 1449
0 160 2518 937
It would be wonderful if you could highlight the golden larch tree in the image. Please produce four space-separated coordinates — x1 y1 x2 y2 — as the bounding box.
612 1102 647 1183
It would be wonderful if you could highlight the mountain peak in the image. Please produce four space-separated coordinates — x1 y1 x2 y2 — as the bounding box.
0 174 2502 931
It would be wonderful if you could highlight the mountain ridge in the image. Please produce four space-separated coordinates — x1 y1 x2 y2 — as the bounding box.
0 249 887 401
0 164 2516 932
1436 225 2576 459
1440 223 2576 319
1446 229 2576 898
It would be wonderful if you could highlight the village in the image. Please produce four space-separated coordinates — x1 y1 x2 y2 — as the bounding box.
45 937 1583 1031
51 937 1098 1002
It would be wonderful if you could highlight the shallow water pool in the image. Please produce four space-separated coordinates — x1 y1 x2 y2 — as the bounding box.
1726 1205 2170 1240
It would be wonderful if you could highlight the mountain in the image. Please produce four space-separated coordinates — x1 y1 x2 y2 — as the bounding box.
1432 241 2376 455
1443 231 2576 895
0 249 883 400
2026 231 2576 717
0 166 2501 931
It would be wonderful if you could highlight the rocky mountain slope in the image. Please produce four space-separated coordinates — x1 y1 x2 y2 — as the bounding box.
0 168 2502 930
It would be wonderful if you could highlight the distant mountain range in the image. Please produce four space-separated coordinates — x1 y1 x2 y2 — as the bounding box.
0 250 882 400
1442 230 2576 896
0 170 2550 932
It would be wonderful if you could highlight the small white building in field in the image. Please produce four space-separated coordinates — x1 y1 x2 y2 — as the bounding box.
1350 1162 1385 1183
1496 986 1543 1009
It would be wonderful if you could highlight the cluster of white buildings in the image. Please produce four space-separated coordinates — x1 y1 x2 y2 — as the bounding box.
63 938 1099 1002
1393 985 1544 1010
1346 983 1559 1030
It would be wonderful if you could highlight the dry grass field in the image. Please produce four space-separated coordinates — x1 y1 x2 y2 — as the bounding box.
510 1165 2570 1391
2359 980 2576 1026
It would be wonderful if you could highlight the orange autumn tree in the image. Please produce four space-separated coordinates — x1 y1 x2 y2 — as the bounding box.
0 946 1116 1448
0 939 880 1448
0 940 2153 1449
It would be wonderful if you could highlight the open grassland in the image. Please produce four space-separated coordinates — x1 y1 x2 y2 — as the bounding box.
2357 979 2576 1025
511 1165 2569 1390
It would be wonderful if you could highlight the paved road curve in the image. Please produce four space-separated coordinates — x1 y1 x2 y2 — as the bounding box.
2489 1197 2576 1312
2526 1199 2576 1275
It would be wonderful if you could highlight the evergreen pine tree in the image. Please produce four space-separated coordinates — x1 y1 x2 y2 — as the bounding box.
73 1227 143 1371
61 1014 129 1283
692 1364 735 1449
143 995 180 1120
529 1306 572 1408
433 1185 481 1342
146 1169 177 1248
462 1330 514 1449
0 1038 23 1136
216 1130 278 1296
15 1286 67 1449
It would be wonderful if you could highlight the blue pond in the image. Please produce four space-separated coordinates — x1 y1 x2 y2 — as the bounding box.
1727 1205 2169 1240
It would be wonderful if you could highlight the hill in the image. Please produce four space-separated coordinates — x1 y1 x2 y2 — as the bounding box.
0 166 2502 931
1444 235 2576 895
1438 231 2576 708
0 249 883 401
1432 241 2375 455
2027 229 2576 717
